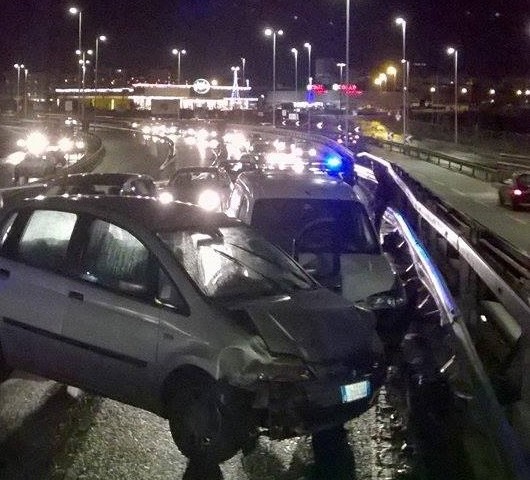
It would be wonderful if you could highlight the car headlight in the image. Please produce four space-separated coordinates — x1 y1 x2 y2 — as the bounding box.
197 189 221 211
158 191 174 204
365 279 407 310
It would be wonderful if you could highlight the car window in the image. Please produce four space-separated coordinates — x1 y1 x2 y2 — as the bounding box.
80 219 153 298
517 174 530 187
227 185 242 217
17 210 77 271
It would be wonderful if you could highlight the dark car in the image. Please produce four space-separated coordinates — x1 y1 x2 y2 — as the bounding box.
167 166 232 211
0 172 159 208
0 195 385 468
498 171 530 210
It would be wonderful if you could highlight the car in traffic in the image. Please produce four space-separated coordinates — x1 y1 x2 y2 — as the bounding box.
163 166 232 211
0 194 385 467
497 171 530 210
226 169 408 349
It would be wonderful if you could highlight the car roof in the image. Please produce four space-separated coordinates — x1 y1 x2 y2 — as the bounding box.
3 195 240 232
235 170 358 201
49 172 154 186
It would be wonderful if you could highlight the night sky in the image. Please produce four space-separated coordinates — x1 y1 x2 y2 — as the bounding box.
1 0 529 85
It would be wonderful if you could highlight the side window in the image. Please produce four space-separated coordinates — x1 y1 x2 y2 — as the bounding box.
17 210 77 271
80 219 152 298
238 195 249 218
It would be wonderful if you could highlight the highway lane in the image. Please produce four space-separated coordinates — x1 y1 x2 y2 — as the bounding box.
370 145 530 254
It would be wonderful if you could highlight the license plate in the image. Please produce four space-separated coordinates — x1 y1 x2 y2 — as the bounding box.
340 380 371 403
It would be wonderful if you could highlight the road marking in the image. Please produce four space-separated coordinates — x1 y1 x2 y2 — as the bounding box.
432 179 445 186
509 216 528 225
471 199 490 207
450 188 466 196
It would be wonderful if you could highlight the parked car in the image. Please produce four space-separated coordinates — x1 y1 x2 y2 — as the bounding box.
165 166 232 211
498 171 530 210
0 195 385 467
226 169 408 349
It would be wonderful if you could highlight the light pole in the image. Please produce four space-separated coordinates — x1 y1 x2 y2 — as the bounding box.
171 48 187 84
95 35 106 91
395 17 407 143
303 42 312 86
291 48 298 92
77 49 92 123
24 67 28 117
264 27 283 127
69 7 83 116
241 57 246 87
345 0 351 146
337 62 346 84
13 63 24 114
447 47 459 144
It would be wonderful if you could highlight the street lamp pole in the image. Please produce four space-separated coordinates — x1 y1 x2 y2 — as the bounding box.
303 42 312 86
241 57 246 87
171 48 187 84
69 7 83 117
395 17 407 143
13 63 24 114
95 35 106 91
291 48 298 92
447 47 459 144
24 68 28 117
264 28 283 127
345 0 351 147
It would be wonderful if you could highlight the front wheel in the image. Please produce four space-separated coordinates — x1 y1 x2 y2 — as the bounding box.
168 372 252 464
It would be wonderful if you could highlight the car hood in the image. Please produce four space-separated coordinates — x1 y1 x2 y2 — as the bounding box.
227 288 378 363
338 254 396 302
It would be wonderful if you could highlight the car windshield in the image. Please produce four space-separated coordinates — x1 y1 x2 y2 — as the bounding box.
158 225 317 299
251 199 380 255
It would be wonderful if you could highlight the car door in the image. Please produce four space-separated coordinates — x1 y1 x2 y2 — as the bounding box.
0 208 79 379
61 217 161 406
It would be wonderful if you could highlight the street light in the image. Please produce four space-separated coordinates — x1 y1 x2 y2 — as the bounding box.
291 48 298 92
95 35 107 91
395 17 407 143
345 0 351 146
303 42 312 86
241 57 246 87
447 47 458 144
171 48 187 84
337 62 346 84
69 7 83 117
386 65 397 90
13 63 24 114
264 28 283 93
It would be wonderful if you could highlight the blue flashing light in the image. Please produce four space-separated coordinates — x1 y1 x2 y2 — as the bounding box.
324 155 343 172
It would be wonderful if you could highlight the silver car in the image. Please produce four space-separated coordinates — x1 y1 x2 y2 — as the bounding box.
0 195 384 466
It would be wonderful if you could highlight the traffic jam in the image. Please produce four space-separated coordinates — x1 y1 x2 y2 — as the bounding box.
0 121 520 479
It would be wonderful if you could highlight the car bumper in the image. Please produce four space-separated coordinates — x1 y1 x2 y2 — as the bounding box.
252 367 386 438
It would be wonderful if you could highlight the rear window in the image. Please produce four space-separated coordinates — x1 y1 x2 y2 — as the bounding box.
517 174 530 187
251 198 379 254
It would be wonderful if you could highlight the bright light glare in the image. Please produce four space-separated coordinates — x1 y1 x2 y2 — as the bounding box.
58 137 74 152
514 189 523 196
324 155 343 172
273 139 286 151
158 191 174 204
26 132 49 156
16 138 26 148
447 47 456 55
308 148 317 157
198 190 221 211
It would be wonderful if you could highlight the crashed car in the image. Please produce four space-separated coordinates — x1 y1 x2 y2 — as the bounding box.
0 195 384 466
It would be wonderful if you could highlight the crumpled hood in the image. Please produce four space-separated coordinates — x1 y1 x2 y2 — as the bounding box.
228 288 379 363
339 254 396 302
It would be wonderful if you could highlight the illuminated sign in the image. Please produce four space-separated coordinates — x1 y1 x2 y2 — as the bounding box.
311 84 327 95
192 78 211 95
340 84 363 97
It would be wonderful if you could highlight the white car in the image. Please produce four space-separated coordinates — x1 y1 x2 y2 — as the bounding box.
226 169 408 348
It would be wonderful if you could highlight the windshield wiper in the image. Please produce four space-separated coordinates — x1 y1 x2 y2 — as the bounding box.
226 242 314 287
